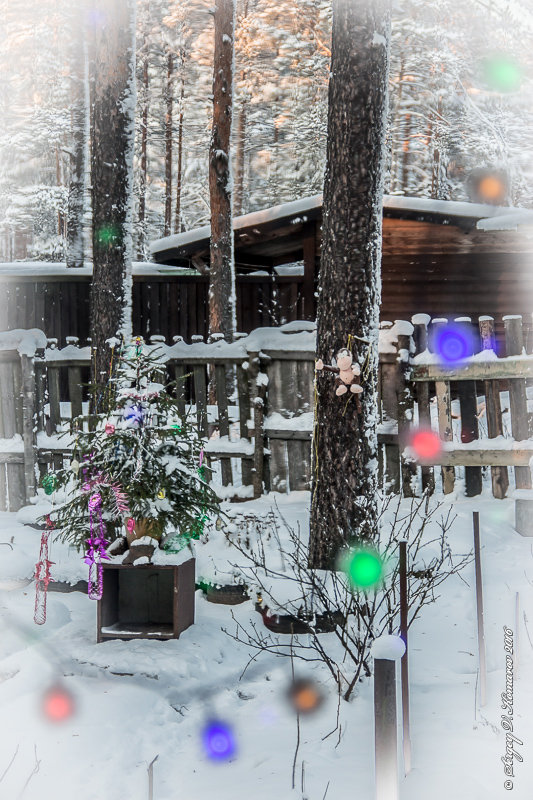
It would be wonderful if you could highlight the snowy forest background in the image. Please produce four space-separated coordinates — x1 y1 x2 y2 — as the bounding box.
1 0 533 263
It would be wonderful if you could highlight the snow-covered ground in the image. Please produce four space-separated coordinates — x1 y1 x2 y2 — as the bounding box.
1 487 533 800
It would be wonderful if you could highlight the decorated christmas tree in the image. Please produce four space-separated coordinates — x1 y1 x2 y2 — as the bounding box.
45 337 220 557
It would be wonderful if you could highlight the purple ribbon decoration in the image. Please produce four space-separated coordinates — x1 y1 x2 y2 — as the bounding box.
85 492 110 601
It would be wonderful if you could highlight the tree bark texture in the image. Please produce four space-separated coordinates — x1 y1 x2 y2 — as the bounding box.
90 0 136 405
174 76 185 233
66 5 88 268
164 51 174 238
209 0 236 340
137 56 149 259
233 98 247 216
309 0 391 569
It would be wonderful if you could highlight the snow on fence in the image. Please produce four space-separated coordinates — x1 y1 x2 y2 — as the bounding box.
0 317 532 511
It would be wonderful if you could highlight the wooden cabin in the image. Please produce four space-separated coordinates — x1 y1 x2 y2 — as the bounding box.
0 196 532 346
151 194 533 341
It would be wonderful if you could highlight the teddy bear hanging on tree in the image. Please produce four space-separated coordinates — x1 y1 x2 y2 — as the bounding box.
316 348 363 396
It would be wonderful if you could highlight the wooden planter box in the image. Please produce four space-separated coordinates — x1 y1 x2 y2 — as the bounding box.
96 559 195 643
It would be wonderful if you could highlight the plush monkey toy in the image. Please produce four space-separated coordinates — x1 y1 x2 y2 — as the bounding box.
316 348 363 397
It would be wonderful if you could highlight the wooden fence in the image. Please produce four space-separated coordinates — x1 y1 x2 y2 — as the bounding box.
0 316 532 511
0 270 308 347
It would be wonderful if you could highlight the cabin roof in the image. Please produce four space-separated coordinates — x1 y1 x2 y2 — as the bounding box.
150 194 533 270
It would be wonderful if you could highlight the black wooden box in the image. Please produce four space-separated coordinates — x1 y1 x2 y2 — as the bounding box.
96 559 195 643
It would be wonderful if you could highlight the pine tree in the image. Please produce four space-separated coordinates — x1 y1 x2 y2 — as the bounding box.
209 0 236 340
89 0 136 394
309 0 391 569
46 338 220 553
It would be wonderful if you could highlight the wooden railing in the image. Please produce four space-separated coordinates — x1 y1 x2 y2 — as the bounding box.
0 316 532 511
379 314 533 498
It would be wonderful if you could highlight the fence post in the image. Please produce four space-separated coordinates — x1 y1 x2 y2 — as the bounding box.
379 322 400 494
21 353 37 503
372 635 406 800
473 511 487 707
432 319 455 494
253 396 264 499
399 540 411 775
396 324 417 497
503 316 531 490
478 317 508 499
411 315 434 494
454 317 482 497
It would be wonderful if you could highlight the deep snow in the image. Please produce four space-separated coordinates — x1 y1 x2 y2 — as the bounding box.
1 487 533 800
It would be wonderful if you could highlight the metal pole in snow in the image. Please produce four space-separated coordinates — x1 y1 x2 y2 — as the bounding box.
148 755 159 800
473 511 487 707
399 540 411 774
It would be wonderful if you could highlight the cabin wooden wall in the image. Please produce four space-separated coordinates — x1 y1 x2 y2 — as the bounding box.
1 216 532 346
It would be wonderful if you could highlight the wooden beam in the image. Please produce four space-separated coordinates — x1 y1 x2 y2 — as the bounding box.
412 447 533 467
411 356 533 382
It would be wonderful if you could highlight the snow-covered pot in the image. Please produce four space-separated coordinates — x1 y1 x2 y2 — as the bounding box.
125 516 164 547
204 583 249 605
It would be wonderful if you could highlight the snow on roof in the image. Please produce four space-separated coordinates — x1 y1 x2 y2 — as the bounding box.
476 209 533 232
150 193 530 256
150 194 323 255
383 195 516 221
0 262 194 278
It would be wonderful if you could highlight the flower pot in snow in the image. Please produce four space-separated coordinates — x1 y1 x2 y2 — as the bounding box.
204 583 250 605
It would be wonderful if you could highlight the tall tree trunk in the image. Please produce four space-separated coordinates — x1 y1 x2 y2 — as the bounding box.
66 7 88 268
209 0 236 340
233 98 247 216
137 56 149 259
400 112 412 192
233 0 250 217
56 147 66 238
309 0 391 569
174 76 185 233
164 51 174 238
90 0 136 407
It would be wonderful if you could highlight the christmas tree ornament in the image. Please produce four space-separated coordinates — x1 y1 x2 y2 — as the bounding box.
34 515 55 625
172 424 182 433
126 517 136 534
123 403 144 427
157 489 165 499
104 422 115 435
70 459 80 475
42 474 58 495
85 493 110 600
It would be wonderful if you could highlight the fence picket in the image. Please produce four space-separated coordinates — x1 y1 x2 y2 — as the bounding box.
479 317 508 498
412 316 434 493
236 363 252 486
454 317 482 497
215 363 232 486
435 379 455 494
504 316 531 490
